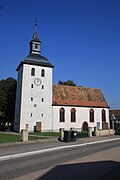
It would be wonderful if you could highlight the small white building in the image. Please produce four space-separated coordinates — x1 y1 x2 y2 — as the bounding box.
14 25 110 133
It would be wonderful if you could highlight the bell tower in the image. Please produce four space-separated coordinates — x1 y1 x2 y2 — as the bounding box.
14 19 54 132
29 18 41 55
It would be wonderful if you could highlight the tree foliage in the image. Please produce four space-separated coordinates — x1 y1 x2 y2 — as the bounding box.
58 80 76 86
0 77 17 130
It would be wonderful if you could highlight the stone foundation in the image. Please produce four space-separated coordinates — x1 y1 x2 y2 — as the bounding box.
95 129 114 136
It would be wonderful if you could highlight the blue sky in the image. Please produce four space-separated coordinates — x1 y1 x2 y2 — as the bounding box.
0 0 120 109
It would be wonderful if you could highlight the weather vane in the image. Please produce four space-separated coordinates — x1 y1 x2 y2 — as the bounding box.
35 17 38 27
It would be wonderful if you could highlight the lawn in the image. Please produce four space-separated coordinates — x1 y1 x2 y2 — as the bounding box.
0 133 48 144
29 132 60 137
0 131 88 144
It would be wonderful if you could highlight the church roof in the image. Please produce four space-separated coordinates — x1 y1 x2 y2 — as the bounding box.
52 84 109 108
16 54 54 71
24 54 54 67
31 31 41 43
16 21 54 71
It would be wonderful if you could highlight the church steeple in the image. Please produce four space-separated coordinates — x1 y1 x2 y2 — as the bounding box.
29 17 41 55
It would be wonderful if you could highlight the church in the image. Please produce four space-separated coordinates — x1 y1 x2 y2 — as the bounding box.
14 23 110 133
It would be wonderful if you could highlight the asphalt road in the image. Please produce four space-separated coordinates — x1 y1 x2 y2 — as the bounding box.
0 138 120 179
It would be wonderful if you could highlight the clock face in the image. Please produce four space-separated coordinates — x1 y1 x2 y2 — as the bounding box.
34 78 42 86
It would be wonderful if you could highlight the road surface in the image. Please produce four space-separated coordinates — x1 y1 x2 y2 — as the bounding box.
0 136 120 179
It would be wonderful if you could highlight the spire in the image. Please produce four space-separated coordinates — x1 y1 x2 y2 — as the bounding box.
29 17 41 55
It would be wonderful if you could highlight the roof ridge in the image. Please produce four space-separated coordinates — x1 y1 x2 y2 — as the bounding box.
53 84 101 90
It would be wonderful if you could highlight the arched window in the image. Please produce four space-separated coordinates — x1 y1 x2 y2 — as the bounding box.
41 69 45 77
59 107 65 122
31 68 35 76
71 108 76 122
90 109 94 122
102 109 106 122
82 121 88 131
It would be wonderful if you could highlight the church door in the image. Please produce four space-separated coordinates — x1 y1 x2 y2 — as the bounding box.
36 122 42 132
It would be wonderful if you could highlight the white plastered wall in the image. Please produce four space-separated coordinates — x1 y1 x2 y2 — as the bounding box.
52 106 109 132
16 63 53 132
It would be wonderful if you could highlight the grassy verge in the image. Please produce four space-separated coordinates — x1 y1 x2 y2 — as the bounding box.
29 131 88 138
0 133 21 143
0 131 88 144
0 133 48 144
29 132 60 137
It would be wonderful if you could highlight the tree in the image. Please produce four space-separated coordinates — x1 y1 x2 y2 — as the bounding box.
58 80 76 86
0 77 17 130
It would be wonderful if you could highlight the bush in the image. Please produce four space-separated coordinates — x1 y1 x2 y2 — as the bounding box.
0 125 7 131
76 131 88 138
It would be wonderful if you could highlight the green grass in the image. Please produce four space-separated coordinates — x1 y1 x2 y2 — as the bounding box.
0 133 48 144
0 134 21 143
29 131 88 139
0 131 88 144
29 132 60 137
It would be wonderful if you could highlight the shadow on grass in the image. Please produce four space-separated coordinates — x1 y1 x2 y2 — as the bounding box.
37 161 120 180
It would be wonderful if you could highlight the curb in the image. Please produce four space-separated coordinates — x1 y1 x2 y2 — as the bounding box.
0 135 119 147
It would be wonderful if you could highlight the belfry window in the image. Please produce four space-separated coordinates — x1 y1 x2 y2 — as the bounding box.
90 109 94 122
102 109 106 122
71 108 76 122
35 44 38 49
41 69 45 77
31 68 35 76
59 108 65 122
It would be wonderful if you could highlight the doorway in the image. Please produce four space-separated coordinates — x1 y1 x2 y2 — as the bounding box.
82 121 88 131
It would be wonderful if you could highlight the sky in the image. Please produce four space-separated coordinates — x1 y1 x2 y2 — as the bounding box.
0 0 120 110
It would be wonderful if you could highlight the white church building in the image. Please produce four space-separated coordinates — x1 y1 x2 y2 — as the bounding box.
14 24 110 133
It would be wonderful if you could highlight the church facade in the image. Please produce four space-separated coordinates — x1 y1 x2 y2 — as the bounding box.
14 26 110 133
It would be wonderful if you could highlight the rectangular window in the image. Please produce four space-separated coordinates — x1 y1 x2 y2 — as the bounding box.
34 104 37 107
41 113 44 117
31 113 32 117
31 97 33 101
42 98 44 102
31 84 33 88
35 44 38 49
42 85 44 89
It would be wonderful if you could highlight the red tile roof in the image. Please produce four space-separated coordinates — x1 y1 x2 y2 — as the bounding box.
110 110 120 117
52 85 109 108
